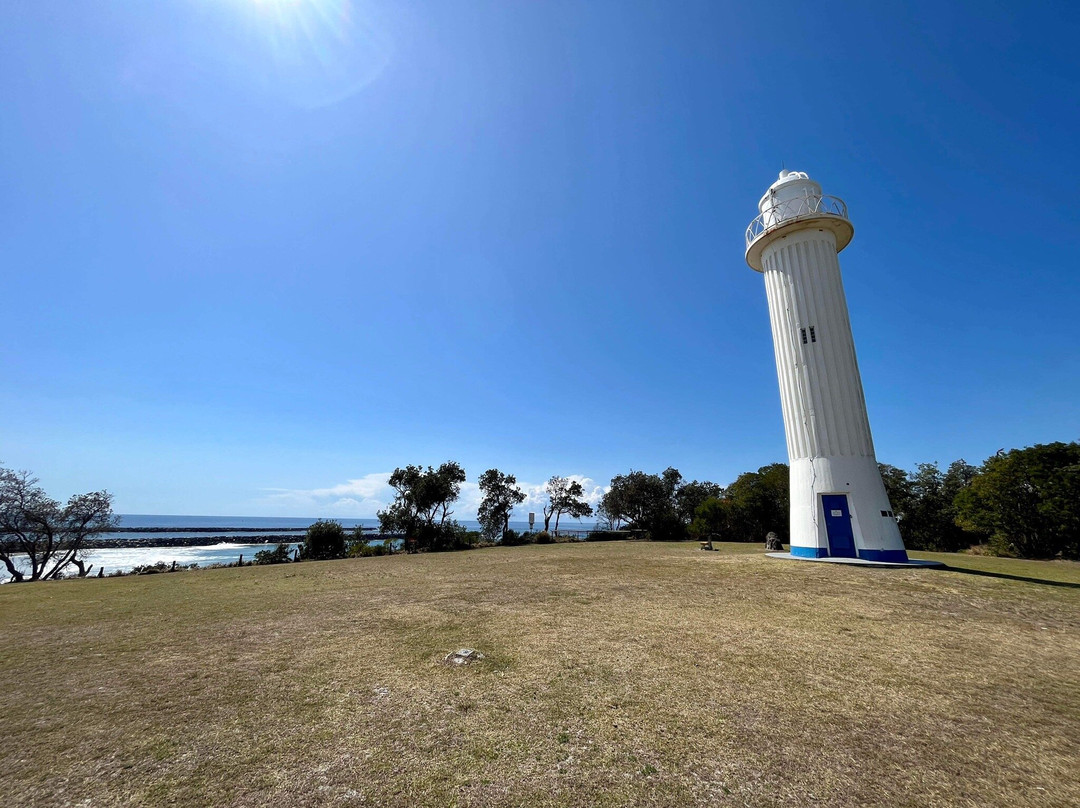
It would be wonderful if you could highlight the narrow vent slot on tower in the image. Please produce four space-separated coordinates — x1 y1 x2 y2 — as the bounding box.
800 328 808 345
809 326 817 343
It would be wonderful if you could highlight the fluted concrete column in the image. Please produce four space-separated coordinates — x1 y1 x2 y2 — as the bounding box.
746 171 907 562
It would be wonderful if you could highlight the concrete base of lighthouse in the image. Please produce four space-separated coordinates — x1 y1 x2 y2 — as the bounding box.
766 552 945 569
787 456 910 563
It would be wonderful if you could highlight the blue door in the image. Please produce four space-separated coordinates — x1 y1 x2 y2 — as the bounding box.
822 495 856 558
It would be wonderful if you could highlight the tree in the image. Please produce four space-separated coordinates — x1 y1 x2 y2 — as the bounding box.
377 461 467 551
598 467 690 541
543 476 594 535
879 460 983 552
301 520 346 560
942 459 983 548
955 442 1080 559
675 480 724 524
688 496 735 541
599 470 667 533
0 467 117 583
878 463 914 522
477 469 526 541
721 463 789 541
905 461 983 552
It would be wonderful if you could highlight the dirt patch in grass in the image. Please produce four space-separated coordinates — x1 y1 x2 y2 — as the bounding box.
1 542 1077 807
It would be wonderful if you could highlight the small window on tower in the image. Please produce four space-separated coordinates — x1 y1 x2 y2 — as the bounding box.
881 510 889 517
800 328 808 345
809 326 817 342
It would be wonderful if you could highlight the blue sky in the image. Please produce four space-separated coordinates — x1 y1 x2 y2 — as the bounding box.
2 0 1077 518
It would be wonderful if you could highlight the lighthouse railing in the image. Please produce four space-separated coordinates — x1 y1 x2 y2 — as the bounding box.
745 194 848 249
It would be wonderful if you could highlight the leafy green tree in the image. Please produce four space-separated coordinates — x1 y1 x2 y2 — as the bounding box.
599 469 671 533
675 480 724 525
905 461 983 551
377 461 467 551
879 460 983 552
722 463 789 542
942 459 979 505
0 466 117 582
686 465 789 543
598 467 688 541
688 496 735 540
542 476 594 535
477 469 526 541
878 463 914 521
301 520 346 560
600 466 725 542
955 442 1080 559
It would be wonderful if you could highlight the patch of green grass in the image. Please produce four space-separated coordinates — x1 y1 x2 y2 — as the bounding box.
1 541 1078 807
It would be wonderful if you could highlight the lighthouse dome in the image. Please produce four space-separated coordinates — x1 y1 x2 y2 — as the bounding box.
758 170 823 214
745 168 852 270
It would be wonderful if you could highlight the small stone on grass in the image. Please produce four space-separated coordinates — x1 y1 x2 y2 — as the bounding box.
444 648 485 665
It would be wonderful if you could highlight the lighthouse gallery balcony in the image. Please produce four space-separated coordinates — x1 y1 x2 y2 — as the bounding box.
745 190 853 272
745 192 849 250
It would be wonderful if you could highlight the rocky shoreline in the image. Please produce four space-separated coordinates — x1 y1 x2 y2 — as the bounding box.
84 535 300 549
84 532 393 550
106 526 312 533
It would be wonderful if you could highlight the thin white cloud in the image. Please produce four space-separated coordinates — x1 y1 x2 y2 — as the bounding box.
257 472 608 522
514 475 608 523
259 472 393 518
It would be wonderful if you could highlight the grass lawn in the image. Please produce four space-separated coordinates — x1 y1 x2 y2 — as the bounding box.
1 541 1078 807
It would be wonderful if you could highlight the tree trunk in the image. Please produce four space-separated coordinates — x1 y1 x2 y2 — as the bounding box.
2 555 24 583
72 557 93 578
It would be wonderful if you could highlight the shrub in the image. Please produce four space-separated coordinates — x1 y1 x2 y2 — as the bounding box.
129 561 197 575
409 520 473 552
500 528 530 546
346 526 371 557
254 542 293 565
301 520 346 560
130 562 168 575
357 541 389 557
532 530 554 544
585 530 628 542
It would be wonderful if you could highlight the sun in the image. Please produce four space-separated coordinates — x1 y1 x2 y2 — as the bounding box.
227 0 394 108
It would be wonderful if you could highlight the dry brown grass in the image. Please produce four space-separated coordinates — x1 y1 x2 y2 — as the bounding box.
1 541 1077 807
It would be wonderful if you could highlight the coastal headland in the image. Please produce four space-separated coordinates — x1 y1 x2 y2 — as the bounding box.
1 541 1077 807
83 526 391 550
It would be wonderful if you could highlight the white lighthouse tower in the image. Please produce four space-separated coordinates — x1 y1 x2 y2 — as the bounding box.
746 170 910 563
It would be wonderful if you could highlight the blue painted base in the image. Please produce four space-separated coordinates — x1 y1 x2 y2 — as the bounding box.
858 548 909 563
766 552 945 569
788 546 911 563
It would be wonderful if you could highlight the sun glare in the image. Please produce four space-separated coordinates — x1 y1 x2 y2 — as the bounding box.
232 0 393 107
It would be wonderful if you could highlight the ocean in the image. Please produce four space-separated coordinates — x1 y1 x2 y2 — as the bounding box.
5 514 595 579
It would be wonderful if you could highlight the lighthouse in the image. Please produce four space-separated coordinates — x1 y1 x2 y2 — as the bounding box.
746 170 911 563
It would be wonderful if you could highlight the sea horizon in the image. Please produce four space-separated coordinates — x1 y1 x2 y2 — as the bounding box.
3 513 598 580
113 513 593 535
